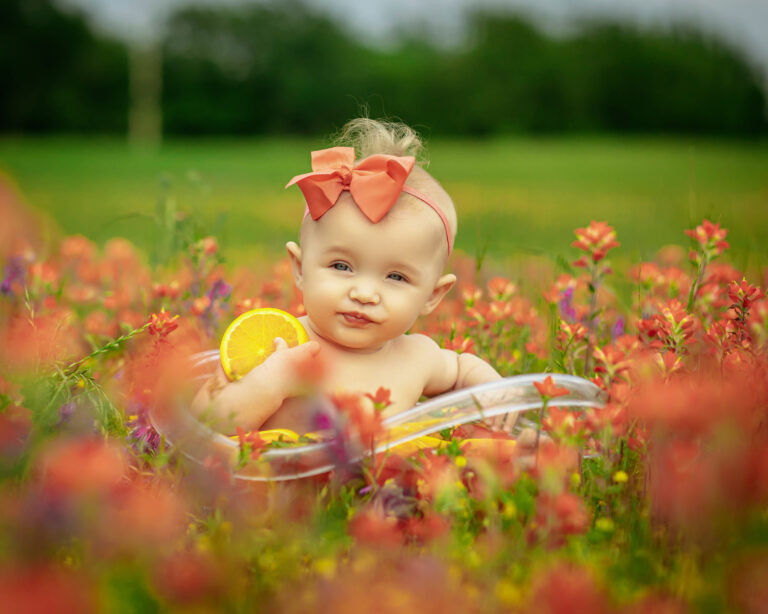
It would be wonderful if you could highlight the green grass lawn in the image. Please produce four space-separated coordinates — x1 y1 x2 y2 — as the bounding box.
1 136 767 272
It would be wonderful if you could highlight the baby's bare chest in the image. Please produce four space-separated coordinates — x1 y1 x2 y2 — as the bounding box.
322 349 430 413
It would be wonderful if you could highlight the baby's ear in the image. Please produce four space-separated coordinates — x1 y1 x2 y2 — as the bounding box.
286 241 303 290
421 273 456 316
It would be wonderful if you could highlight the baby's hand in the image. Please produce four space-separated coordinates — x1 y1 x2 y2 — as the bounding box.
489 412 518 433
240 337 321 398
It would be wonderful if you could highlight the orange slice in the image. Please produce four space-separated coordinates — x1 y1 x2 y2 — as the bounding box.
220 308 308 381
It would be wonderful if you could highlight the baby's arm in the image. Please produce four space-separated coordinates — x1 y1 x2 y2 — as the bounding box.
415 335 502 396
417 335 517 431
454 352 503 388
190 339 320 432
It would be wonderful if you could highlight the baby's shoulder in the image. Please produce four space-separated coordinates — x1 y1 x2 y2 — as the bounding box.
397 332 443 357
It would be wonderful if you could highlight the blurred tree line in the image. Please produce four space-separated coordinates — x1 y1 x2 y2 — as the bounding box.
2 0 766 136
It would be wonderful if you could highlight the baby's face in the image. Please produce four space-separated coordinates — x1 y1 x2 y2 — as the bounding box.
289 194 452 352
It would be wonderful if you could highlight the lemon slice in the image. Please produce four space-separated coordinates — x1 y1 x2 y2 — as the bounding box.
220 308 308 381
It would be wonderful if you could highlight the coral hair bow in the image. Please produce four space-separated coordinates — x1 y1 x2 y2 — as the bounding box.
285 146 415 223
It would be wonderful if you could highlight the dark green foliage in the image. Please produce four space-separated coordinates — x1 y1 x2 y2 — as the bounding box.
1 0 765 136
0 0 129 133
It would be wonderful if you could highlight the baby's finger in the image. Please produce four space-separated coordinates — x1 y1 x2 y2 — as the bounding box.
288 340 320 357
273 337 289 351
516 427 538 448
279 341 322 371
501 412 518 433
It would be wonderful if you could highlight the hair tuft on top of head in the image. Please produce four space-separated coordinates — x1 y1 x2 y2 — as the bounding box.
334 118 425 162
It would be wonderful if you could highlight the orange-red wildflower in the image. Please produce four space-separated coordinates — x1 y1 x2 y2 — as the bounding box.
572 221 620 264
148 309 180 338
533 376 570 400
685 218 729 256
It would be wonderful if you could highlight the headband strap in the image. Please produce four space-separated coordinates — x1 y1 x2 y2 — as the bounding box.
286 147 453 254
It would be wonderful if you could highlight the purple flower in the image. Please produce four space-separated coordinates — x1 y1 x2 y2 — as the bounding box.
312 402 356 472
57 401 76 426
207 278 232 301
314 410 333 431
611 316 625 339
372 481 418 518
194 277 233 336
126 402 161 454
1 256 26 297
558 287 577 322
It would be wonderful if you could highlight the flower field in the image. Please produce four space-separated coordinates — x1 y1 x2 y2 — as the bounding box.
1 178 768 613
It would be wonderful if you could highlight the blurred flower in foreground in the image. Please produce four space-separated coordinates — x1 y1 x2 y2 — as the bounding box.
0 565 95 614
37 438 127 499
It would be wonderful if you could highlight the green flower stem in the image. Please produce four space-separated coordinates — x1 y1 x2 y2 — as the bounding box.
64 322 151 376
535 397 549 468
583 266 601 376
686 253 709 312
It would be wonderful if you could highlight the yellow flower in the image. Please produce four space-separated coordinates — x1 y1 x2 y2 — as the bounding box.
502 502 517 519
313 557 336 579
495 579 522 605
596 517 615 532
613 470 629 484
195 535 211 553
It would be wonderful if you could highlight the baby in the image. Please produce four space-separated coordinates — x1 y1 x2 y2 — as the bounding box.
193 119 502 434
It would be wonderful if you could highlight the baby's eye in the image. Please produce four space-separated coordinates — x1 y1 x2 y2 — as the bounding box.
332 262 351 272
387 272 407 282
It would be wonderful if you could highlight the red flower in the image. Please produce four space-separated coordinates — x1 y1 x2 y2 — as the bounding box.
728 279 764 311
528 563 607 614
685 218 729 255
443 335 475 354
638 299 696 352
201 236 219 255
234 297 264 317
347 509 402 546
105 481 188 546
572 221 620 263
542 406 582 438
331 391 384 447
38 438 127 498
153 551 223 604
533 376 570 400
365 386 393 411
236 426 266 461
552 491 590 535
655 350 683 377
190 296 211 316
0 565 95 614
558 321 587 347
461 285 482 306
487 276 516 300
148 309 179 338
403 513 450 543
592 345 632 379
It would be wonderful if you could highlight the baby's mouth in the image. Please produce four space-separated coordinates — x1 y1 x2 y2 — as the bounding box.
339 311 375 327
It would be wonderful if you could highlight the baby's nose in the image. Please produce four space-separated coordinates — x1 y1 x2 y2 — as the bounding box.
349 279 379 304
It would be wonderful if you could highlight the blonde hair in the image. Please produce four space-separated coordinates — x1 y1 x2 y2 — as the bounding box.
333 118 457 247
334 118 424 160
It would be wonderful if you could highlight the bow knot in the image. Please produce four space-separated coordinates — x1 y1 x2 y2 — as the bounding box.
285 146 416 223
338 165 353 187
